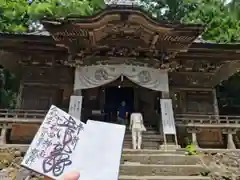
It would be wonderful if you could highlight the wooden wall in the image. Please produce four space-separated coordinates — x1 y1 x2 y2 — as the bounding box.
20 65 74 110
171 88 224 148
10 65 74 143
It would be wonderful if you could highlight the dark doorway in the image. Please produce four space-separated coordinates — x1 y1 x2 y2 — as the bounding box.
104 87 134 122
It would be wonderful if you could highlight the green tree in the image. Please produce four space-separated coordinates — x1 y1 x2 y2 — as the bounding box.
140 0 240 43
0 68 18 108
28 0 105 19
182 0 240 43
0 0 105 32
0 0 30 32
140 0 195 22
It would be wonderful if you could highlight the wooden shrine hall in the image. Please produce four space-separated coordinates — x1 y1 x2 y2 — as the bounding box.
0 5 240 148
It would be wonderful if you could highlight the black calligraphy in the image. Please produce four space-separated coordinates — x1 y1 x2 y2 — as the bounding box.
24 148 40 165
42 114 84 177
70 98 82 114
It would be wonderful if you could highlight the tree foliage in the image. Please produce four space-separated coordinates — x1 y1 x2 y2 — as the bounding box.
0 68 18 108
182 0 240 43
0 0 105 33
28 0 105 19
140 0 240 43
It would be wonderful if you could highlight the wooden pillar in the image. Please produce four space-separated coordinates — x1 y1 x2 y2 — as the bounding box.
134 87 138 111
15 81 23 108
73 89 82 96
161 91 170 99
212 89 219 115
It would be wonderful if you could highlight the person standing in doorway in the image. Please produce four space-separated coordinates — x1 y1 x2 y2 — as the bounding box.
129 111 146 150
117 101 128 125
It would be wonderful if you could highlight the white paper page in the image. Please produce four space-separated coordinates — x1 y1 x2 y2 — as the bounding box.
75 120 126 180
21 105 85 180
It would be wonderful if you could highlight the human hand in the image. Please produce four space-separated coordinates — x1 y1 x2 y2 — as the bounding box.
44 172 80 180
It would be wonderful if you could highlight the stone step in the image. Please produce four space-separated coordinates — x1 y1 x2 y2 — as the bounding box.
123 143 160 149
124 140 160 144
119 175 210 180
121 154 200 165
119 164 207 176
122 149 186 155
124 135 163 141
1 145 186 154
125 131 160 135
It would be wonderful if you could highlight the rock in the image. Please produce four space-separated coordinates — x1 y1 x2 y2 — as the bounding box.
0 171 9 180
200 152 240 180
14 151 22 157
16 167 31 180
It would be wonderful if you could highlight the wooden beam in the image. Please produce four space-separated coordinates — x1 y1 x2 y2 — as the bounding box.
211 61 240 86
170 87 213 91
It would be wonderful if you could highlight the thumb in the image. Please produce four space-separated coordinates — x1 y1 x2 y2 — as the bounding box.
44 172 80 180
61 172 80 180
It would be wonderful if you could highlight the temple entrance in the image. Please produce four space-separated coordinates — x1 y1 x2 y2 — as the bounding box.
81 76 162 129
78 65 168 129
104 86 134 123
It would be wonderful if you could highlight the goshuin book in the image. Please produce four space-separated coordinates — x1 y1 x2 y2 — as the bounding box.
21 105 126 180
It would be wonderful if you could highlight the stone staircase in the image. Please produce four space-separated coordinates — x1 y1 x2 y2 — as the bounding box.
119 149 210 180
0 147 212 180
124 128 163 149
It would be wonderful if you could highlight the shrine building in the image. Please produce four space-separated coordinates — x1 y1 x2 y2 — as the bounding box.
0 4 240 149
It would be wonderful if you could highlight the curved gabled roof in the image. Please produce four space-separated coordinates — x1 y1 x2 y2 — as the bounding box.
43 5 204 30
40 6 205 61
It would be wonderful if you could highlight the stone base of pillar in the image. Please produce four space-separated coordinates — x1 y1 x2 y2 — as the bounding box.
227 134 236 149
222 129 237 149
159 144 181 151
191 132 199 148
0 128 7 144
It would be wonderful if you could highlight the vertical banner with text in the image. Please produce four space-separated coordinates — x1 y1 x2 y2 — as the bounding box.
160 99 176 135
68 95 83 120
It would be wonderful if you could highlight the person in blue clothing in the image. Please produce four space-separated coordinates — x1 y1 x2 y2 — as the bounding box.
117 101 128 125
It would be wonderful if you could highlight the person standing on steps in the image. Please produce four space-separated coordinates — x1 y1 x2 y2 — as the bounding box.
129 110 146 150
117 101 128 125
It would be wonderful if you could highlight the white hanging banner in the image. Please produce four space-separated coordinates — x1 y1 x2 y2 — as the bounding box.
74 65 169 92
69 95 83 120
160 99 176 135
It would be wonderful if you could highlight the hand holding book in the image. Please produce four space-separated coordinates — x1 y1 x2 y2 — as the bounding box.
21 105 126 180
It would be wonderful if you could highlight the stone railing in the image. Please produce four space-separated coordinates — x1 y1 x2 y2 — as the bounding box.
0 109 46 145
175 114 240 149
1 109 240 150
0 109 47 119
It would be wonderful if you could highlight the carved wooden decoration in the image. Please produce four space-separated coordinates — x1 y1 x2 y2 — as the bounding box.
22 66 74 85
185 91 213 114
179 90 223 147
42 6 204 67
21 86 63 110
